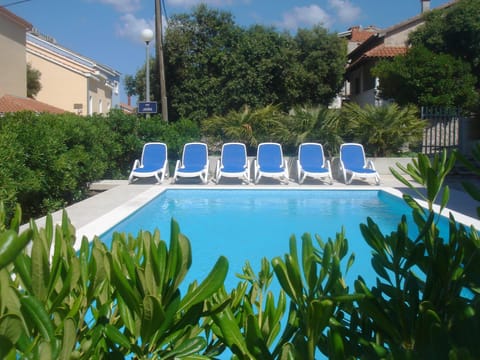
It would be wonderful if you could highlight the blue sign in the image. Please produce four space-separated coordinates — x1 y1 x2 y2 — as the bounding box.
138 101 158 114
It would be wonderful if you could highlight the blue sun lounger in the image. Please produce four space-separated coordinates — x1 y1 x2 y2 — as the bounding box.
216 142 250 184
128 142 168 184
254 142 289 184
297 142 333 184
339 143 380 185
173 142 209 184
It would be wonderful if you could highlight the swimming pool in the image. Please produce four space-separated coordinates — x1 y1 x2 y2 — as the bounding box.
99 189 451 289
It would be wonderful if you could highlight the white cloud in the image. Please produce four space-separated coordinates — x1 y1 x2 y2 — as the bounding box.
95 0 141 13
279 5 332 30
328 0 361 24
116 13 156 44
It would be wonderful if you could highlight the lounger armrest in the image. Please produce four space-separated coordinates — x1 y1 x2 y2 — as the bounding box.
283 159 289 179
163 160 169 177
366 159 376 170
131 159 141 171
325 159 332 171
215 159 221 179
174 160 181 172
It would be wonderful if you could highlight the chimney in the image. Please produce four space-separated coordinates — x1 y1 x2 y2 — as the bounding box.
421 0 431 13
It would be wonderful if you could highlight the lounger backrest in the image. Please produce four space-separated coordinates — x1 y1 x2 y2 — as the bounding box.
183 142 208 168
222 143 247 168
341 143 366 169
299 143 324 168
258 143 282 167
142 143 167 167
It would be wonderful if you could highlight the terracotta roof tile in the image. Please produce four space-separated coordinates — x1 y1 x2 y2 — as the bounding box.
365 45 407 58
0 94 67 114
350 27 377 42
347 45 407 70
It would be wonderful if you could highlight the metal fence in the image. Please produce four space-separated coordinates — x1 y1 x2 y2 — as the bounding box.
421 107 464 155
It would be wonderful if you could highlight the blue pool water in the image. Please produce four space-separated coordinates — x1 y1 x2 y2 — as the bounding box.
100 189 450 289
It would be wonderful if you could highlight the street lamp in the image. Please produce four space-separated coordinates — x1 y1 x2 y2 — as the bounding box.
141 28 154 102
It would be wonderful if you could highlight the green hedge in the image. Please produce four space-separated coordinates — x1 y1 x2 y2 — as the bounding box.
0 110 200 221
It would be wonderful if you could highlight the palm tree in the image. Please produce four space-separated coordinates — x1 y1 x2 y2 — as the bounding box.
342 103 425 156
285 106 343 157
202 105 288 154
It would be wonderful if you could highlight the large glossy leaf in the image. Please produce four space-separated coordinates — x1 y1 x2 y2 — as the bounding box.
117 295 137 337
104 323 130 349
272 257 297 300
178 256 228 313
31 229 50 301
0 314 23 345
245 314 273 359
141 295 164 341
0 228 31 269
108 252 141 313
20 295 57 352
211 304 252 358
167 336 207 358
171 233 193 292
13 253 32 293
59 317 77 359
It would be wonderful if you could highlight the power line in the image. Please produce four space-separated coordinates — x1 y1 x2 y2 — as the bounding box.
161 0 168 25
0 0 31 8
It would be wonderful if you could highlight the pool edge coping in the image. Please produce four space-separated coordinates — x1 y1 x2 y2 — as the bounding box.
74 185 480 250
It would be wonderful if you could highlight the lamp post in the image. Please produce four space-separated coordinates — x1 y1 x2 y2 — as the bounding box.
141 28 154 103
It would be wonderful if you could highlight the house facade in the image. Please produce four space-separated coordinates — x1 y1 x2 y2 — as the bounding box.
26 31 121 115
342 0 458 106
0 7 31 98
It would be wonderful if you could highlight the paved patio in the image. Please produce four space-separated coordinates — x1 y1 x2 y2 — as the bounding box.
26 157 480 247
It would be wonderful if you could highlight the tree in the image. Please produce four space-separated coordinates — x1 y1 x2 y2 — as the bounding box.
221 25 291 111
372 0 480 111
127 5 347 122
372 46 478 109
284 26 347 107
26 63 41 99
409 0 480 84
164 4 241 122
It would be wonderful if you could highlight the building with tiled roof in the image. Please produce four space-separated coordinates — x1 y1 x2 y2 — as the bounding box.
26 31 121 115
343 0 458 107
1 6 121 115
0 7 32 98
0 94 66 115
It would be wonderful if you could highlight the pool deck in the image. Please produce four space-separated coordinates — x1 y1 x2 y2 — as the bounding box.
25 158 480 247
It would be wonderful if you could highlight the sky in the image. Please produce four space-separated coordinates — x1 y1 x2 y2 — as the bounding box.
4 0 452 104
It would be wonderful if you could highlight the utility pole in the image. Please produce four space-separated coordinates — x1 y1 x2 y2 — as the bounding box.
155 0 168 122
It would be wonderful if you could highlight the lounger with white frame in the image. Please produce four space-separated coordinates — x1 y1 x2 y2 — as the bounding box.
339 143 380 185
254 142 289 184
173 142 209 184
216 142 250 184
128 142 169 184
297 142 333 184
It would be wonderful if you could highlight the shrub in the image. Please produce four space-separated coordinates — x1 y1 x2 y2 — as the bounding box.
0 110 201 222
341 102 425 156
